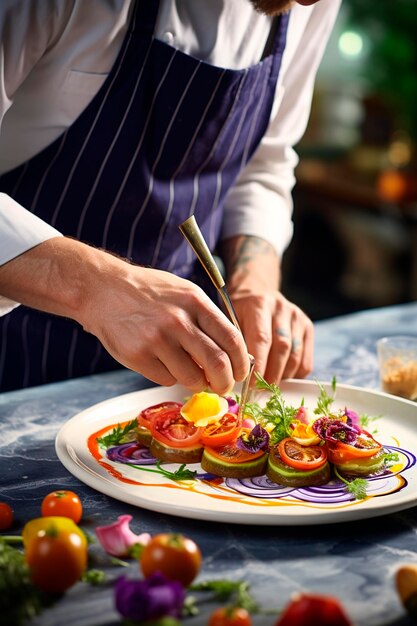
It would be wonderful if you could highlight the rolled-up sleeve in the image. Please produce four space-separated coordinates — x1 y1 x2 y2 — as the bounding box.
0 194 62 314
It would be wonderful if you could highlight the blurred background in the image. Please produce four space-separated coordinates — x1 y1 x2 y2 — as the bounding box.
282 0 417 320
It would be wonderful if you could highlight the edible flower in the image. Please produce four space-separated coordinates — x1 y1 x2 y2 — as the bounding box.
114 572 185 622
313 418 360 444
95 514 151 557
180 391 229 427
226 396 239 414
343 407 361 428
236 424 269 453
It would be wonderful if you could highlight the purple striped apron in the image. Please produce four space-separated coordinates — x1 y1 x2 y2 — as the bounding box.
0 1 289 391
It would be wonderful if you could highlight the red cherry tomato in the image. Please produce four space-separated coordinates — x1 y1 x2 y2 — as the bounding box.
0 502 14 530
150 407 202 448
325 429 382 464
278 438 327 471
275 593 352 626
41 490 83 523
138 401 183 430
140 533 202 586
208 607 252 626
25 527 88 593
200 412 242 447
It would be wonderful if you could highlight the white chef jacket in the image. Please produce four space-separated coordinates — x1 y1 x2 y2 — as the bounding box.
0 0 340 315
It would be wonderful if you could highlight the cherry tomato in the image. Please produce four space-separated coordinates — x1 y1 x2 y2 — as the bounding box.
325 429 382 465
138 401 183 430
23 516 87 549
41 490 83 523
208 606 252 626
25 525 88 593
140 533 202 586
275 593 352 626
150 407 202 448
278 438 327 471
0 502 14 530
200 412 242 447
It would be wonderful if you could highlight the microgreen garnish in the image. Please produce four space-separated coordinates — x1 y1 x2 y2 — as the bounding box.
244 373 297 443
130 461 197 481
359 413 381 433
334 467 368 500
96 419 138 448
313 376 337 416
383 451 400 466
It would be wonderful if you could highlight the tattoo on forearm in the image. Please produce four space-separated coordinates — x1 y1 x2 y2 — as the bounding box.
231 237 276 272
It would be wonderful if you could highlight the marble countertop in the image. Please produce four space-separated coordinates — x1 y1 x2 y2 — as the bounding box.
1 302 417 626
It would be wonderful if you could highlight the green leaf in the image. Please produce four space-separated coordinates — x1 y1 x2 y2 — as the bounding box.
130 461 197 482
0 538 46 624
81 569 106 585
313 377 336 416
97 419 138 448
334 467 368 500
190 579 259 613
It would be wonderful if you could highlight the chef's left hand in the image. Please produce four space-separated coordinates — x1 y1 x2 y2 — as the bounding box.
229 287 313 384
221 235 314 384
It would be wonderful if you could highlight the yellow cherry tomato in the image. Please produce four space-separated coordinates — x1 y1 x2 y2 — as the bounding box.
22 516 87 549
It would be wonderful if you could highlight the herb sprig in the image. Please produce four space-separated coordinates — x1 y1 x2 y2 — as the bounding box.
0 538 46 625
313 376 337 416
334 467 368 500
190 579 259 613
97 419 138 448
130 460 197 481
244 373 297 443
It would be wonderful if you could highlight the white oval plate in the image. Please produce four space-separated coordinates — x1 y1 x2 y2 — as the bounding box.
55 380 417 525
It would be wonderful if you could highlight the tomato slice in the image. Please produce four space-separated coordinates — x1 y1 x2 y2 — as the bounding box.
278 438 327 471
325 429 382 464
204 442 265 464
150 406 202 448
138 401 183 431
200 412 242 447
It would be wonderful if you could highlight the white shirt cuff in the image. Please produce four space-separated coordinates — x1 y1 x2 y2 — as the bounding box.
0 192 63 315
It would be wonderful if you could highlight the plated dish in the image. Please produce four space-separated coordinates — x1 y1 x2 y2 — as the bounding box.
56 380 417 525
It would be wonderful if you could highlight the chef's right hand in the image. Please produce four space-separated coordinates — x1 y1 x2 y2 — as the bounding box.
0 237 250 394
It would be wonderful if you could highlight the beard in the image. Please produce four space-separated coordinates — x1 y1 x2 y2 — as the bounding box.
249 0 295 16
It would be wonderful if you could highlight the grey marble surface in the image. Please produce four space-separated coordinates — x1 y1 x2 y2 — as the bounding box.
1 302 417 626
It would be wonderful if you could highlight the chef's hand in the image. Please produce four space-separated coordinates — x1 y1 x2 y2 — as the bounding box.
0 237 250 394
221 235 314 384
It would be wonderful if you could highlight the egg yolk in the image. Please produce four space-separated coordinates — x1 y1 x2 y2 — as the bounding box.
180 391 229 427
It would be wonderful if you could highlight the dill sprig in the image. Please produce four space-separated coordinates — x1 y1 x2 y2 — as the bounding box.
313 376 337 416
244 373 297 444
96 418 138 448
334 466 368 500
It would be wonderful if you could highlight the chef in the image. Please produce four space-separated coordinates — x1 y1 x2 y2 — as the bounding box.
0 0 340 393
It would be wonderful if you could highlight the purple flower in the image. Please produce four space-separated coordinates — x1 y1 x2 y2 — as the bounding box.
226 396 239 414
343 407 361 428
96 514 151 557
312 417 360 444
114 573 185 622
236 424 269 453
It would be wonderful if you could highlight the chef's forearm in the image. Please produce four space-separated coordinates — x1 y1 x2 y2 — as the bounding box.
0 237 110 323
220 235 280 293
